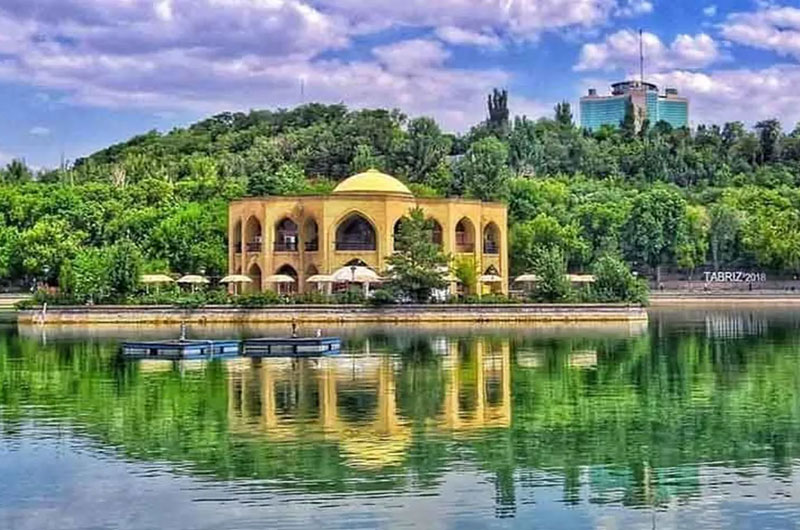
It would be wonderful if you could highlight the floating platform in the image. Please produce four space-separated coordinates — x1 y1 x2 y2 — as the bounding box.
242 337 341 357
121 339 241 360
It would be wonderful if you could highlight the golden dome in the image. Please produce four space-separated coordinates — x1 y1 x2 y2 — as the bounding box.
332 169 413 196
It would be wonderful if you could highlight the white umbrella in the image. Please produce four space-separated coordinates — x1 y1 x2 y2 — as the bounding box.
568 274 596 284
331 266 382 283
219 274 253 284
514 274 541 283
306 274 335 283
265 274 296 284
140 274 174 284
220 274 253 295
480 274 503 283
177 274 210 293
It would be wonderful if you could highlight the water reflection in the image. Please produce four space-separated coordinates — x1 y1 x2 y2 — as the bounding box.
3 313 800 528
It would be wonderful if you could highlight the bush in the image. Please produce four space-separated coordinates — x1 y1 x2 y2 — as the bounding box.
234 291 283 307
530 247 572 302
591 255 649 305
368 288 396 306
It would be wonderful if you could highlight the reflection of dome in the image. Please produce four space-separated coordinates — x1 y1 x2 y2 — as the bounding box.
340 428 412 469
333 169 413 196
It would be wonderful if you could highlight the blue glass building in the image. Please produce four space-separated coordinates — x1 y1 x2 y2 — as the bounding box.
580 81 689 131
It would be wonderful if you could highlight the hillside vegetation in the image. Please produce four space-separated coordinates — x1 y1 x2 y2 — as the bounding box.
2 93 800 295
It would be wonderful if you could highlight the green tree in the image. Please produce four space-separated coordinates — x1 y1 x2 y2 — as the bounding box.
677 205 710 279
386 208 449 303
107 240 143 296
487 88 509 136
591 254 648 304
459 137 511 201
529 246 571 302
19 218 85 283
709 201 741 270
2 159 33 184
554 101 573 127
622 187 688 281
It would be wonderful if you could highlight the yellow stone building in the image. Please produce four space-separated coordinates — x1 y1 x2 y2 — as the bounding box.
228 169 509 295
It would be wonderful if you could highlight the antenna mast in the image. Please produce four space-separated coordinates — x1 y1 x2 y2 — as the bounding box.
639 29 644 85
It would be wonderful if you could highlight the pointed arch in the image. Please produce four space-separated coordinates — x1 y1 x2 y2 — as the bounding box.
232 218 242 253
335 212 377 251
247 263 262 293
430 218 443 247
455 217 475 253
275 264 298 294
303 218 319 252
393 217 408 252
274 217 299 252
245 216 263 252
483 222 500 255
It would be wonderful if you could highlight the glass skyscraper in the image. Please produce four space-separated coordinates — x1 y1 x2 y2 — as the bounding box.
580 81 689 132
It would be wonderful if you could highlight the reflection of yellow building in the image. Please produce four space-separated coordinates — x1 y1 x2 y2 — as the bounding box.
225 338 512 468
228 169 509 295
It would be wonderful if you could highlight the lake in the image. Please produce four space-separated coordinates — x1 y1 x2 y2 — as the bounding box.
2 309 800 529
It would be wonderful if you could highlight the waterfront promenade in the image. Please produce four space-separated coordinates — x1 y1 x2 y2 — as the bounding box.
16 303 647 325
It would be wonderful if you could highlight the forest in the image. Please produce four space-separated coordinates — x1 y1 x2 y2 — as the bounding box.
2 90 800 298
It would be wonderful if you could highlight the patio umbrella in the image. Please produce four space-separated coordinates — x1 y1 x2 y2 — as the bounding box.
567 274 596 284
306 274 335 283
265 274 296 284
139 274 174 295
220 274 253 295
331 266 382 283
140 274 174 284
513 274 541 283
177 274 210 293
480 274 503 283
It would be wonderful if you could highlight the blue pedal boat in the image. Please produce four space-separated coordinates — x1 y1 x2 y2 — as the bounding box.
121 339 241 360
242 337 341 358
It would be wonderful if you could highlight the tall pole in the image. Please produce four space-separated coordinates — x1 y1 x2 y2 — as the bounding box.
639 29 644 85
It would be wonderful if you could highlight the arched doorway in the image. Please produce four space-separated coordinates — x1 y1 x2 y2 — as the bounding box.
304 218 319 252
274 218 299 252
245 216 263 252
455 218 475 253
247 263 262 293
232 219 242 254
275 264 298 294
336 213 376 251
483 222 500 255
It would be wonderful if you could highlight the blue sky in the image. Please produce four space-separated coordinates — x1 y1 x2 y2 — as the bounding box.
1 0 800 168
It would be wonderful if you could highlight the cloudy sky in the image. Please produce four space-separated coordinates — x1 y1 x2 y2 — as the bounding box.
2 0 800 168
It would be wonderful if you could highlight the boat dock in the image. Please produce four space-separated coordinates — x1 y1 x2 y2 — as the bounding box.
121 337 341 360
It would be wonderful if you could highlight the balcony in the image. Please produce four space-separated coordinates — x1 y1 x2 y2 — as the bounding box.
336 240 376 251
484 241 499 254
305 240 319 252
455 233 474 253
274 241 298 252
246 242 262 252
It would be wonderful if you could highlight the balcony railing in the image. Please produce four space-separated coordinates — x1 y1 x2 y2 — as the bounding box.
246 242 262 252
336 240 376 251
305 240 319 252
456 243 475 253
484 241 499 254
274 241 298 252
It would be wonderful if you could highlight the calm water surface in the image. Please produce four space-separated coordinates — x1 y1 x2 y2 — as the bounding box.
2 310 800 529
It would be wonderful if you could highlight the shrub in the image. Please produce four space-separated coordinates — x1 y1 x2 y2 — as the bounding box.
591 255 649 305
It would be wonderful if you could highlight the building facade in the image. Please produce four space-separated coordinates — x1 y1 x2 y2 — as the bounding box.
228 169 509 295
580 80 689 131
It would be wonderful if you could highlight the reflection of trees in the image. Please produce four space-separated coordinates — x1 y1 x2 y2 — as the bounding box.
3 325 800 511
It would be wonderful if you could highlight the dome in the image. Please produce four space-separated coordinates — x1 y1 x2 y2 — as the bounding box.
332 169 413 196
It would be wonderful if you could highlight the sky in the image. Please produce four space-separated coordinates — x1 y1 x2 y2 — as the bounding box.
2 0 800 169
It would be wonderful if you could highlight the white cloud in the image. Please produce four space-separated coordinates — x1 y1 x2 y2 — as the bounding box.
703 5 717 17
649 65 800 126
435 27 502 49
373 39 451 73
721 5 800 60
575 29 721 72
29 126 51 136
615 0 654 18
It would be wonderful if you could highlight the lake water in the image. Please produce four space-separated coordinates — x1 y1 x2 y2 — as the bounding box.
2 309 800 529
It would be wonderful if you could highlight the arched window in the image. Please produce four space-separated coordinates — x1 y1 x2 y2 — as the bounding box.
232 219 242 254
274 218 299 252
247 263 262 293
430 219 443 247
483 222 500 255
245 216 263 252
455 218 475 253
306 264 319 276
275 264 298 294
336 213 377 251
304 218 319 252
393 218 407 252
